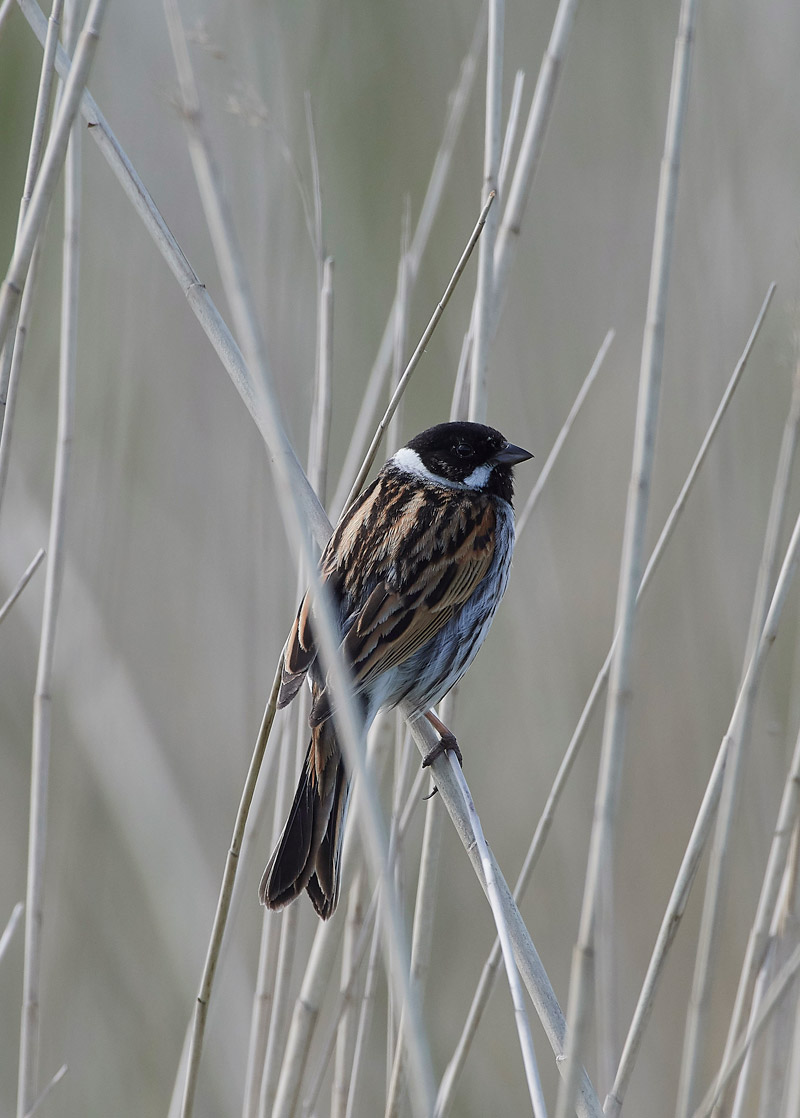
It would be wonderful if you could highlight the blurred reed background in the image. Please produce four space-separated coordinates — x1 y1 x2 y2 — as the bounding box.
1 0 800 1115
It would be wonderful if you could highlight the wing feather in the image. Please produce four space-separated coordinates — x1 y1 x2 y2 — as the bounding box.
278 471 496 720
343 501 495 689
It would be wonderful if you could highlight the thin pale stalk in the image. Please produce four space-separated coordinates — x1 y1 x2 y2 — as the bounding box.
468 0 503 423
0 549 45 625
729 943 775 1118
595 854 617 1094
516 328 614 536
303 90 323 268
387 198 411 457
241 902 280 1118
0 0 62 444
17 87 80 1118
0 0 108 353
700 717 800 1116
179 664 282 1118
385 700 447 1118
258 904 300 1118
734 800 800 1115
451 67 524 423
0 902 24 964
384 797 442 1118
308 256 334 505
691 942 800 1118
331 869 366 1118
0 0 15 35
679 347 800 1118
23 1062 67 1118
498 70 524 199
17 0 63 228
346 743 422 1118
757 828 800 1118
778 960 800 1118
437 287 772 1118
345 914 384 1118
449 754 547 1118
384 727 415 1098
330 10 486 518
344 192 495 512
384 727 411 1096
0 243 45 524
605 502 800 1115
557 0 699 1110
449 324 472 421
491 0 581 336
241 713 294 1118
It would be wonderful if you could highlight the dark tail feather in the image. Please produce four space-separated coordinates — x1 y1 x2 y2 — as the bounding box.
306 761 351 918
259 723 349 919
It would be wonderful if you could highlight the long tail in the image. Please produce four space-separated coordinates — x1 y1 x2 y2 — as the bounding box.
259 720 350 919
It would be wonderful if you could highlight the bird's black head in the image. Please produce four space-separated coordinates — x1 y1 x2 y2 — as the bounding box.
394 421 533 504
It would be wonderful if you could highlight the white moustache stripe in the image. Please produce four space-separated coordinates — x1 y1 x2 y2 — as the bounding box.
391 447 492 490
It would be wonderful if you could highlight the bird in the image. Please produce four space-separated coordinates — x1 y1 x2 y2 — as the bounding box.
259 421 533 918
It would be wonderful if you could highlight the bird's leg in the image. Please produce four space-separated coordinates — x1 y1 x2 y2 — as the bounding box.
420 709 463 768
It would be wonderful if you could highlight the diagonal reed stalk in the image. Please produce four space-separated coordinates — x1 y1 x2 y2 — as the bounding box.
0 549 45 626
0 902 24 966
23 1061 67 1118
516 328 614 536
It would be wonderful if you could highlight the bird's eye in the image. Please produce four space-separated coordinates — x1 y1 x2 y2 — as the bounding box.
454 442 473 458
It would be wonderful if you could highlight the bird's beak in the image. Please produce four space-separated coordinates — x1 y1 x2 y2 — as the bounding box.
492 441 534 466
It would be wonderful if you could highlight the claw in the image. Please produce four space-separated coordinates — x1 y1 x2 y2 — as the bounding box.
421 729 463 769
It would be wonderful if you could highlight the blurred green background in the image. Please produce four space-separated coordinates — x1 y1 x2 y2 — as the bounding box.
2 0 799 1114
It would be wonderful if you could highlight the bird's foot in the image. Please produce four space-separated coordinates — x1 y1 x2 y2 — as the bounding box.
421 729 463 769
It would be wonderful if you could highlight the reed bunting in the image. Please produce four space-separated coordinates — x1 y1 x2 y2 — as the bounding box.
260 421 532 918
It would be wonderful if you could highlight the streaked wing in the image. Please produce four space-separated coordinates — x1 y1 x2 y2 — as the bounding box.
277 590 316 708
342 497 496 690
279 471 496 717
276 478 382 710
